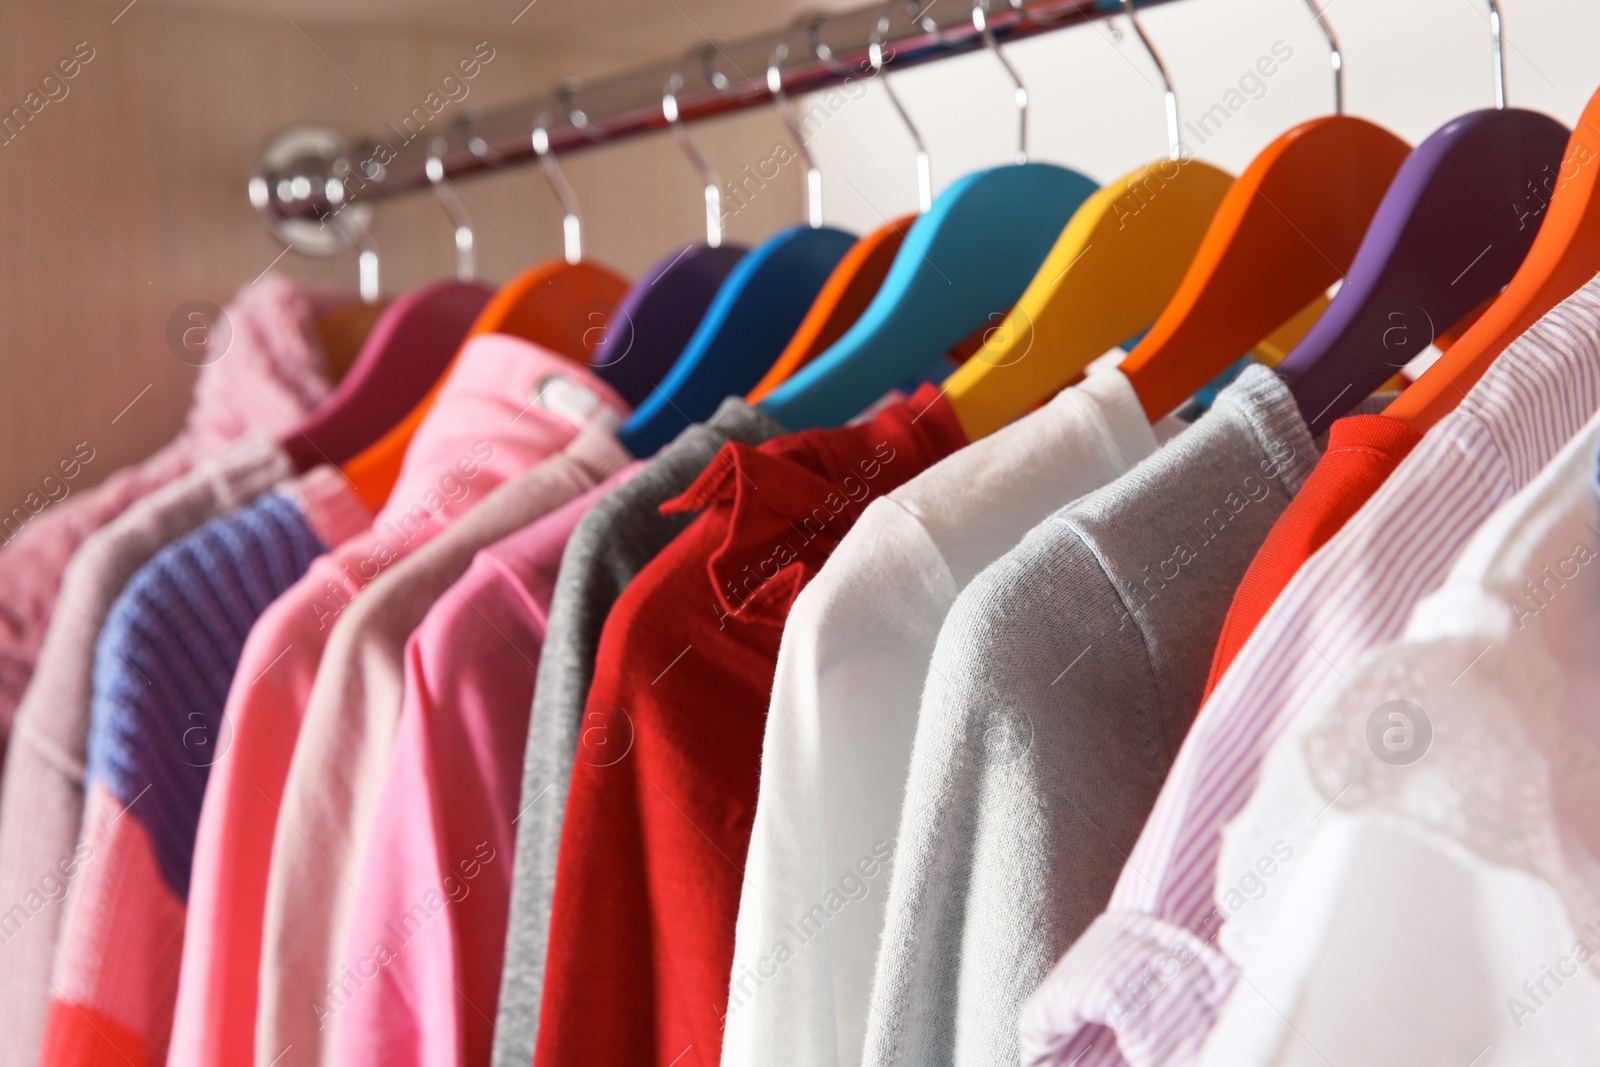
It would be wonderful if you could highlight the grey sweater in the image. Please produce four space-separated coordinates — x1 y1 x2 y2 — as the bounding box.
491 399 785 1066
860 365 1319 1067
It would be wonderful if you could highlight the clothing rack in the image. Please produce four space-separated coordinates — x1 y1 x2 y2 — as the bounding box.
249 0 1180 251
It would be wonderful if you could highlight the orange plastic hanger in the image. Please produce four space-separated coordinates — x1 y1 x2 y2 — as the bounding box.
747 216 912 401
1387 86 1600 432
1116 116 1411 421
338 263 627 512
314 299 389 383
1117 3 1412 421
339 116 630 512
748 11 928 402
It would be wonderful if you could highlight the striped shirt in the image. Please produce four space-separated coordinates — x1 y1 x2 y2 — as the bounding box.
1198 404 1600 1066
1018 272 1600 1067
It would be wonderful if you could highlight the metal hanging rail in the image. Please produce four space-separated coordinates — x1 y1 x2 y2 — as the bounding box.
249 0 1179 252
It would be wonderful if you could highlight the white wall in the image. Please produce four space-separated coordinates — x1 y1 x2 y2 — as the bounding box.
800 0 1600 231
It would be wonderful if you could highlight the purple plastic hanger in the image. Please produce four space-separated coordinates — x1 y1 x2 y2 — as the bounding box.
1280 107 1568 432
1281 0 1570 433
281 279 491 472
588 242 748 408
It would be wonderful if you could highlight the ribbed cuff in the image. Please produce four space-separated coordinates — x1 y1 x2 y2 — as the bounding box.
199 433 295 512
283 464 371 550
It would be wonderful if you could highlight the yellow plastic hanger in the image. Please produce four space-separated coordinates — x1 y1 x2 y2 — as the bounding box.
944 0 1233 440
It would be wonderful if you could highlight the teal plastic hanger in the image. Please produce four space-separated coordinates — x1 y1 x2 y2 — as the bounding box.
759 1 1099 430
759 164 1097 430
618 223 856 455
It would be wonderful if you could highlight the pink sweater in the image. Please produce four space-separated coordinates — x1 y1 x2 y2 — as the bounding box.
37 466 368 1067
169 335 625 1067
0 273 338 752
331 465 641 1067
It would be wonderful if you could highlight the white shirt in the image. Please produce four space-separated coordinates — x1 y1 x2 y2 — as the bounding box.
1199 405 1600 1067
720 367 1174 1067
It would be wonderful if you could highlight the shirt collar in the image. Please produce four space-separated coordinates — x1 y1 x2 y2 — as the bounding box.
378 333 630 536
661 384 966 626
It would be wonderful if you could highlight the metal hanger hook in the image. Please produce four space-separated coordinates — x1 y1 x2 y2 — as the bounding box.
532 82 585 265
1487 0 1507 109
972 0 1028 165
1117 0 1181 161
664 44 725 248
326 159 380 303
871 0 933 211
1301 0 1344 115
769 11 827 228
426 135 476 281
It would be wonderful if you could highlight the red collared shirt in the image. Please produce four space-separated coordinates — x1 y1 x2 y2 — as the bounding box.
534 386 966 1067
1203 413 1422 699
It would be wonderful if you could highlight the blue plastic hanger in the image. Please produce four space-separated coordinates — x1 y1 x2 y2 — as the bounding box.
1280 1 1571 433
618 225 855 455
759 0 1099 431
590 244 749 409
616 37 858 456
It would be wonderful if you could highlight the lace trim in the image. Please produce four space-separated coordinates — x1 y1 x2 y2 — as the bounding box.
1302 593 1600 969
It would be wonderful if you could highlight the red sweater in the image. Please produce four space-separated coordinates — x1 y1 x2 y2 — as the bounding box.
1203 413 1422 699
533 387 967 1067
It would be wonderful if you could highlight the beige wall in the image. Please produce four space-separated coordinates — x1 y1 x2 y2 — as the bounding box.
0 0 803 513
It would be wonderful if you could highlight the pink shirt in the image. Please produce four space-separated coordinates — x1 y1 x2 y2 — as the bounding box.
0 273 337 756
257 424 631 1067
332 465 641 1067
169 335 621 1067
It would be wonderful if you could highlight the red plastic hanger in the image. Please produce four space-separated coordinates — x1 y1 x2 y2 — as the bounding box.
282 280 490 472
284 169 496 474
340 129 628 512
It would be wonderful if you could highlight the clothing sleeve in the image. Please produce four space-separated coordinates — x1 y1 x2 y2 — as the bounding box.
43 496 327 1067
721 499 953 1067
167 567 339 1067
330 555 543 1067
862 531 1163 1067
